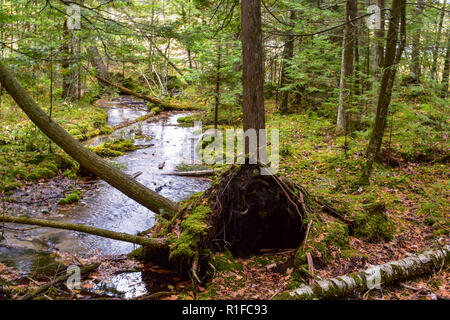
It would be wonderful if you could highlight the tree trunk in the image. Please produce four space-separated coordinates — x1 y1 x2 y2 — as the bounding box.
0 61 178 218
409 0 425 83
361 0 406 184
337 0 357 129
241 0 266 159
0 215 167 248
276 245 450 300
86 46 109 89
372 0 385 80
441 31 450 97
431 0 447 80
61 21 78 100
279 10 296 114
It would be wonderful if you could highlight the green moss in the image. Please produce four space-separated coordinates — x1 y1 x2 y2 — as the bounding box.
89 145 123 157
27 167 57 180
4 182 21 191
89 138 136 157
99 126 113 135
57 189 80 205
353 201 394 242
211 249 243 271
169 204 211 262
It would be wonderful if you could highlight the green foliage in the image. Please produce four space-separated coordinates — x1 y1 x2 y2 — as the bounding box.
58 189 81 205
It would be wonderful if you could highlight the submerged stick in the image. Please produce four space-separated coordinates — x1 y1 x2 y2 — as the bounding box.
276 245 450 300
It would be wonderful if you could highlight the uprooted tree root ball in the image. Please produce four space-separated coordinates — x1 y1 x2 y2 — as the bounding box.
146 163 320 282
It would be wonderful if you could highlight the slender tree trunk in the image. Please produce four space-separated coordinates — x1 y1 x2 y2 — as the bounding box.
441 31 450 97
337 0 357 129
279 10 296 114
61 21 78 100
409 0 425 83
0 61 179 218
372 0 385 80
241 0 266 159
361 0 406 184
86 46 109 89
431 0 447 80
214 42 221 130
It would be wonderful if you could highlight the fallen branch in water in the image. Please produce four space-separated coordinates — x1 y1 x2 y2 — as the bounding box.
0 215 167 249
275 244 450 300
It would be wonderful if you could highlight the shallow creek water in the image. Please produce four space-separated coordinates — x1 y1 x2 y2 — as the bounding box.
0 97 210 297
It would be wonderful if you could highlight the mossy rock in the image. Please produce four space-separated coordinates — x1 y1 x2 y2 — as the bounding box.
211 249 243 272
27 167 57 180
99 126 113 135
58 189 80 205
353 202 394 242
4 182 21 192
89 145 123 157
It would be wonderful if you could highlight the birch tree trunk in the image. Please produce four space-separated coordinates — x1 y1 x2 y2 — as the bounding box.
372 0 385 80
277 245 449 300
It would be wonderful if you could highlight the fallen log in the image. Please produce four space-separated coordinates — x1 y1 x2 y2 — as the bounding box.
0 215 167 249
275 244 450 300
162 170 215 177
0 61 178 219
94 75 193 111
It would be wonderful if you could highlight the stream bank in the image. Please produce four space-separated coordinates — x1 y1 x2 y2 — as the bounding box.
0 96 210 298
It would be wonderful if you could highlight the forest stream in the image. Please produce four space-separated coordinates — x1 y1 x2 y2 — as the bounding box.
0 96 211 298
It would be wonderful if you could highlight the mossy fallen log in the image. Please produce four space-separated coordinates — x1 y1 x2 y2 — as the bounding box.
276 245 450 300
0 215 167 249
95 75 191 111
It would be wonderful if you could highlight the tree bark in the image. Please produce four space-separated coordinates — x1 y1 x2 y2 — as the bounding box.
241 0 266 160
441 31 450 97
361 0 406 184
409 0 425 83
61 20 78 100
279 10 296 114
337 0 357 129
277 245 450 300
372 0 385 80
431 0 447 80
0 61 178 218
86 46 109 89
0 215 167 248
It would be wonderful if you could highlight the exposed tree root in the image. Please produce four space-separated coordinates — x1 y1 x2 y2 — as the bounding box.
160 163 322 283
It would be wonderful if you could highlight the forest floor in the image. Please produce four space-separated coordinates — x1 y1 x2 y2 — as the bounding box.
0 85 448 300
